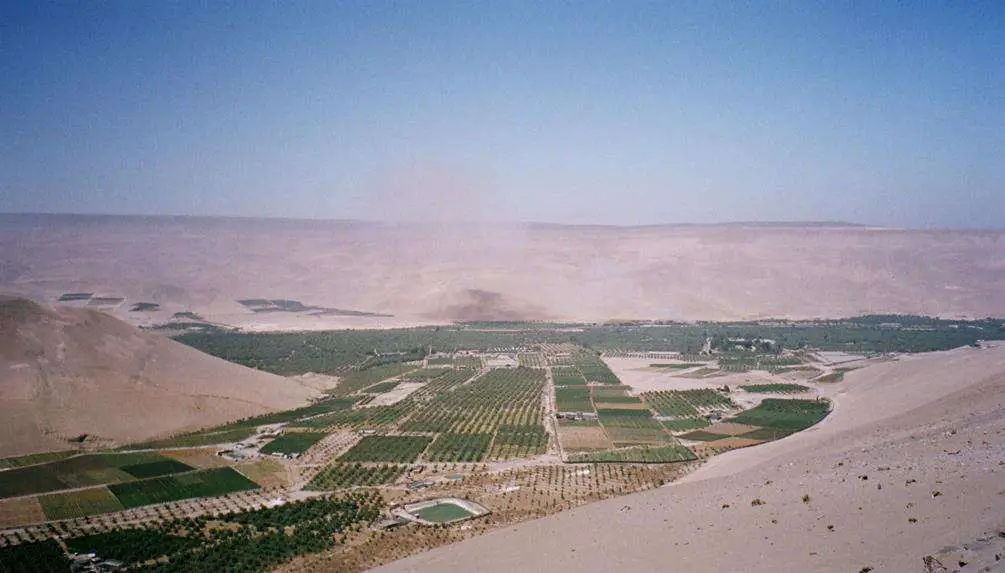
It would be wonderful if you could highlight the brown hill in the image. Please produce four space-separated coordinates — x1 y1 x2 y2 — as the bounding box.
0 297 317 457
1 214 1004 326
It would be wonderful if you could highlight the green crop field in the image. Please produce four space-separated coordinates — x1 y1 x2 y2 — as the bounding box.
0 452 187 499
551 366 587 386
399 367 545 436
739 427 797 441
489 424 549 459
729 399 830 430
331 363 417 396
678 430 729 442
108 467 259 509
555 387 593 412
306 463 407 490
674 388 735 408
568 444 696 463
0 451 76 470
126 427 258 450
365 380 400 393
260 432 328 455
424 433 493 462
121 460 194 479
740 383 810 394
338 436 432 463
640 391 700 417
38 487 124 520
65 529 202 566
599 414 671 445
0 539 69 573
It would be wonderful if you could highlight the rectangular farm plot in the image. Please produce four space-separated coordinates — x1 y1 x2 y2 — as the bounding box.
0 497 45 529
740 383 810 394
338 435 432 463
39 487 124 520
120 460 194 479
108 467 259 509
660 418 710 432
555 387 593 412
599 414 672 445
0 452 187 499
488 424 549 460
260 432 328 455
551 366 586 386
568 444 696 463
729 399 830 430
306 463 407 490
678 430 730 442
557 424 612 453
425 433 493 462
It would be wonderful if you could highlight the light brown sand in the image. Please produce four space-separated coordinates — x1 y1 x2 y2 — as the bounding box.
371 344 1005 573
4 215 1004 323
0 298 318 457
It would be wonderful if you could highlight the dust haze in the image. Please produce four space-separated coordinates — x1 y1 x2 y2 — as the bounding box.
2 214 1004 327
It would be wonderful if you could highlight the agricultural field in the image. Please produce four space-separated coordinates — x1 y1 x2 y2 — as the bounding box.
729 398 830 430
598 413 672 446
740 383 810 393
568 444 696 463
555 387 593 412
425 433 493 462
675 388 735 409
365 380 400 394
399 368 546 438
38 488 124 520
0 453 192 499
551 366 587 386
641 391 700 418
331 363 418 396
0 539 69 572
259 432 328 455
125 427 258 450
108 467 259 509
556 421 612 453
660 418 710 432
574 354 621 384
0 451 76 471
338 436 432 463
306 464 407 490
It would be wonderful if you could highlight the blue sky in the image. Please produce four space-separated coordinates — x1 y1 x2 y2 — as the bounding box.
1 2 1002 227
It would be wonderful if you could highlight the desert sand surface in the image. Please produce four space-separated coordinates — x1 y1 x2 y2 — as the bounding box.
0 297 318 457
3 214 1005 325
371 344 1005 573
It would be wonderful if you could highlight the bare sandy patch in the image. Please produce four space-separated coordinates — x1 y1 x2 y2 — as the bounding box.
556 426 612 452
163 448 231 469
365 381 425 407
0 497 44 529
702 422 758 436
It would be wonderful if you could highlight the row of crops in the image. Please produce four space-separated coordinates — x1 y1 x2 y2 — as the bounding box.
0 492 383 573
306 463 407 490
740 383 810 394
399 368 547 445
568 444 696 464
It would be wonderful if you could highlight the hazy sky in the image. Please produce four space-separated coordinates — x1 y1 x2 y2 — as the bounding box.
1 2 1002 227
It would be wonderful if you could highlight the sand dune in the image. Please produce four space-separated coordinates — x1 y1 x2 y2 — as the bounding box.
0 297 317 457
372 344 1005 573
2 214 1004 324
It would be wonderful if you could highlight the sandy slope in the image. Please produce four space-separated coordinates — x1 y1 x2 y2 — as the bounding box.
372 345 1005 573
2 214 1004 324
0 297 317 457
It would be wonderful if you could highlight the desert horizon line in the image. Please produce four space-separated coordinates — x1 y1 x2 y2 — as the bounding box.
0 210 969 231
